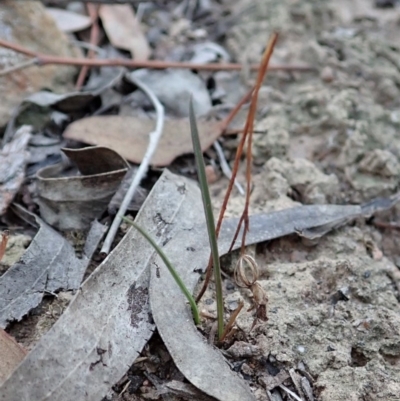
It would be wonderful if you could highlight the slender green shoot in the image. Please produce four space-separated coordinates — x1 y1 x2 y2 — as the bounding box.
122 216 200 325
189 99 224 340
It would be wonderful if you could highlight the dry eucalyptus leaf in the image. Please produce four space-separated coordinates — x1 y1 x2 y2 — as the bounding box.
36 146 129 230
63 116 221 166
0 126 31 215
99 4 150 60
0 329 26 385
0 205 105 328
149 173 256 401
46 8 92 33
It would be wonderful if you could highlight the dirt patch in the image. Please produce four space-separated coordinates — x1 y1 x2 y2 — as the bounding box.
205 1 400 399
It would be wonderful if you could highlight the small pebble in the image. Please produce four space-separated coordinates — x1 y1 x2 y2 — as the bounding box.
205 165 218 183
297 345 306 354
225 281 235 291
227 300 239 311
321 66 334 83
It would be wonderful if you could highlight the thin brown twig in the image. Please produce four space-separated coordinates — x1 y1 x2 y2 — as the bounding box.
76 3 100 89
218 88 254 134
219 300 244 342
373 220 400 230
196 35 278 303
0 37 316 73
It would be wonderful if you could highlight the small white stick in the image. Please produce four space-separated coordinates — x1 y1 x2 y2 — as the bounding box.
100 77 165 255
213 140 244 195
279 384 304 401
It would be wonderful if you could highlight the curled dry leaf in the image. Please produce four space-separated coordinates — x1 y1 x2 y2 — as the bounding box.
23 90 98 114
0 126 31 215
0 205 105 328
63 115 221 167
36 146 129 230
99 4 150 60
234 255 268 325
234 254 260 288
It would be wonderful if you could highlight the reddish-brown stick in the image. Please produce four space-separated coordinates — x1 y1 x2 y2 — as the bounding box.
195 33 279 303
76 3 100 89
229 33 279 254
0 37 315 73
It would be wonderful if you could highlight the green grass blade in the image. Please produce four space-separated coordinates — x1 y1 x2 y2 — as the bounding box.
122 216 200 325
189 99 224 339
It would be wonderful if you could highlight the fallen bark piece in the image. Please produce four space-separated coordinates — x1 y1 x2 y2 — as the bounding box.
0 329 26 386
0 205 105 328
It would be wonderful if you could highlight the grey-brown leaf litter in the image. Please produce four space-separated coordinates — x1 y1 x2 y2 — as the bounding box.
5 167 397 401
2 0 400 400
0 205 105 328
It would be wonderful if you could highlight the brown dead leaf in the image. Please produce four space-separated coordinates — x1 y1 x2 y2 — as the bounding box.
99 4 150 60
0 329 26 385
36 146 129 230
63 116 221 167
